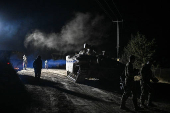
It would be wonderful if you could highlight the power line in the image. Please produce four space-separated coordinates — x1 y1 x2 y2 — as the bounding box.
111 0 123 19
95 0 113 21
95 0 123 59
104 0 117 19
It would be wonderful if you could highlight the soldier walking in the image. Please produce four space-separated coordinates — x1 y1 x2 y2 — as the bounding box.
140 61 158 107
120 55 142 111
33 55 42 79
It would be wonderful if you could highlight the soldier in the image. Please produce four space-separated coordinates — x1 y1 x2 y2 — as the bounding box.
45 60 48 69
23 55 27 70
33 55 42 79
140 61 158 107
120 55 142 111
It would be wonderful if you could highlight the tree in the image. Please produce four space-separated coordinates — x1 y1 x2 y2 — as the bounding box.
121 32 156 69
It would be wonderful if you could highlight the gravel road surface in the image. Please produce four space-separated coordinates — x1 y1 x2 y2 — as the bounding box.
16 68 170 113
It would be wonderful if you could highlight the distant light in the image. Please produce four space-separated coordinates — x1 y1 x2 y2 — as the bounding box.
14 67 19 70
117 58 120 61
7 62 10 64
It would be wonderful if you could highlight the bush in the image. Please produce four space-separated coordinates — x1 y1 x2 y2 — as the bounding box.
121 32 156 69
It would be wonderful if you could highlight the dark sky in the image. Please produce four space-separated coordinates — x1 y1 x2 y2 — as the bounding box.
0 0 168 60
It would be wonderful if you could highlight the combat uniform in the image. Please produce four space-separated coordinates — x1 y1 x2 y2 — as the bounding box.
120 62 139 110
23 55 27 70
33 56 42 79
140 63 154 106
45 60 48 69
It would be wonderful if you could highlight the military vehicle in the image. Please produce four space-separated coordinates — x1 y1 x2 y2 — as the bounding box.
66 43 125 89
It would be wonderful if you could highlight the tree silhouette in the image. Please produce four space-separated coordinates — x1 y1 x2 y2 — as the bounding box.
121 32 156 69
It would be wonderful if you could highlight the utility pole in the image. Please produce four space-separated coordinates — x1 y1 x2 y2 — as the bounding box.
112 20 123 61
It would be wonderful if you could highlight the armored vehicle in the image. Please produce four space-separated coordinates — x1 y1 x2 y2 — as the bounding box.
66 44 125 88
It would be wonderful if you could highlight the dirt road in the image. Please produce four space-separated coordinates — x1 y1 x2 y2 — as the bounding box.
17 68 170 113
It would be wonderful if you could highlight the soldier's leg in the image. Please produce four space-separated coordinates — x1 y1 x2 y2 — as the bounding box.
132 82 143 111
132 92 139 110
23 62 25 70
140 81 146 106
37 69 41 79
147 93 152 106
34 69 38 78
23 62 25 69
120 79 134 109
25 63 27 70
132 85 138 108
24 64 26 70
120 86 131 109
147 83 153 106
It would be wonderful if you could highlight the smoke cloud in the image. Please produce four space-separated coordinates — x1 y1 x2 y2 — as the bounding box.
24 12 110 52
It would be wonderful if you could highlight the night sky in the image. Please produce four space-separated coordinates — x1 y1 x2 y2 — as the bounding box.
0 0 168 65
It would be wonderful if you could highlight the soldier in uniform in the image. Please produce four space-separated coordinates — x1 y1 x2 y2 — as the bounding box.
23 55 27 70
33 55 42 79
45 60 48 69
120 55 142 111
140 61 158 107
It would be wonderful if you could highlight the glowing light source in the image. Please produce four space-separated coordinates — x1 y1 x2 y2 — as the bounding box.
14 67 19 70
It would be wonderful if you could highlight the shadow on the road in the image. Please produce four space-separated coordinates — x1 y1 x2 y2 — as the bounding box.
0 74 31 113
19 74 120 106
